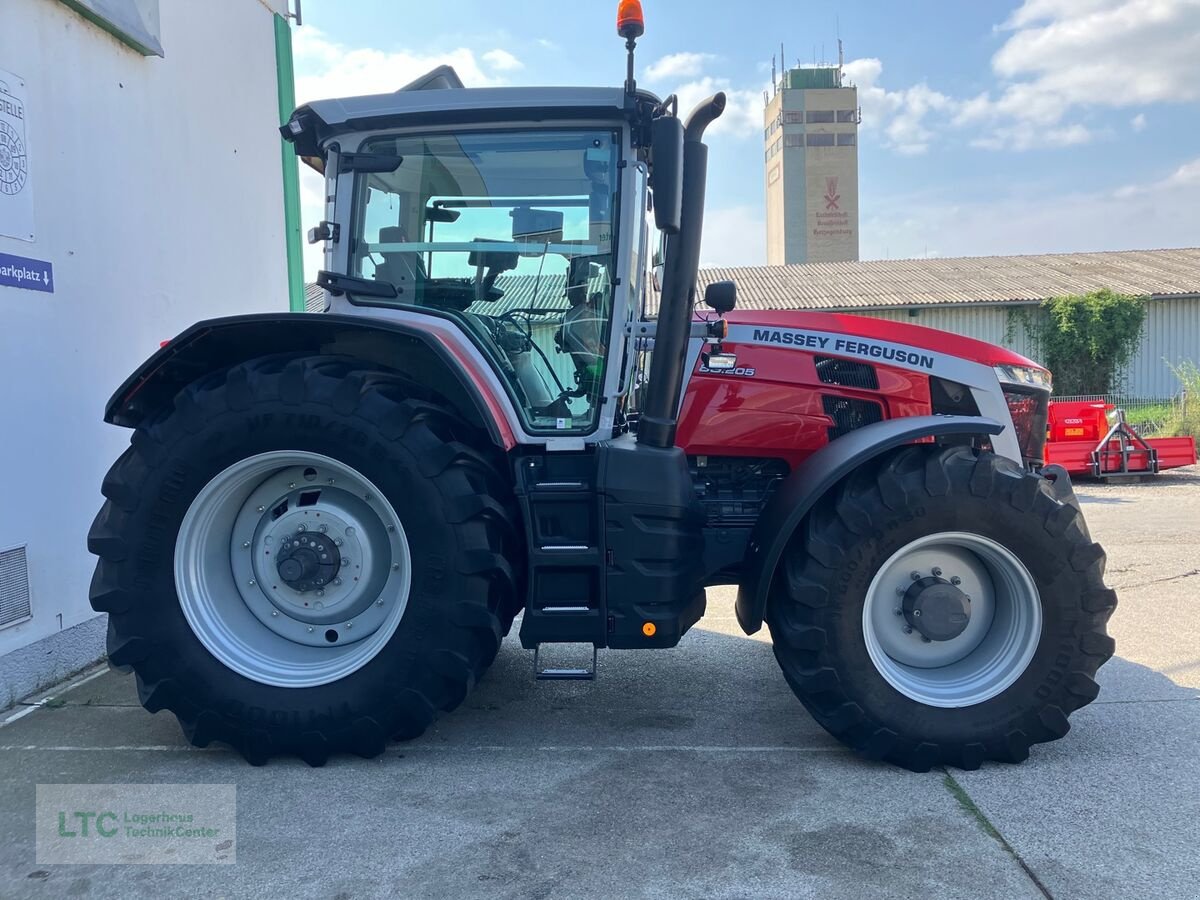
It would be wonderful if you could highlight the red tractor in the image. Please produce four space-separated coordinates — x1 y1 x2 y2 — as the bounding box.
88 4 1114 771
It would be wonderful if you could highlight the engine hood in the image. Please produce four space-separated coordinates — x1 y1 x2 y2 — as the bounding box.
723 309 1041 370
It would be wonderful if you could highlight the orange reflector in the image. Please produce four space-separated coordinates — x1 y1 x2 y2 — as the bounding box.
617 0 645 38
642 622 657 637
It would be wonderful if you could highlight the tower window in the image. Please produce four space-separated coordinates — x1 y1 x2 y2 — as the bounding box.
836 133 856 146
806 133 835 147
806 110 835 124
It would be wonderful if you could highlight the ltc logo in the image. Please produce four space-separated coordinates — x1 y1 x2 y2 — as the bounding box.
824 177 840 211
57 811 119 838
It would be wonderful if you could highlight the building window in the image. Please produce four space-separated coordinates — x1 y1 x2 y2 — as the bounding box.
836 109 859 123
784 134 804 148
806 110 835 124
59 0 164 56
836 133 856 146
806 133 835 147
783 111 804 124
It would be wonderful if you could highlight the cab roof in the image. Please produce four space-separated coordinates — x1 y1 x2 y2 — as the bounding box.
283 66 659 159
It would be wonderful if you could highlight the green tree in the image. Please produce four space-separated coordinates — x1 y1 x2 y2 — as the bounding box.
1011 289 1147 395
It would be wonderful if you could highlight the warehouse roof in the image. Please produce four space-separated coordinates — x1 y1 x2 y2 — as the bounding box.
691 248 1200 312
306 247 1200 317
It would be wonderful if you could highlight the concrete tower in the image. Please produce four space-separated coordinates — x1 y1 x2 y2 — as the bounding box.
764 56 860 265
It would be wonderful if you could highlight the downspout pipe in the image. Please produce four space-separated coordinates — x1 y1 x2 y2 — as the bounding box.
637 92 726 449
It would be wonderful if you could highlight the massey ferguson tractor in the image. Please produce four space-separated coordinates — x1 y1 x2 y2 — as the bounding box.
88 2 1115 771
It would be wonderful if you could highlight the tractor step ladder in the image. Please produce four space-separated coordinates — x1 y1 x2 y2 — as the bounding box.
533 643 598 681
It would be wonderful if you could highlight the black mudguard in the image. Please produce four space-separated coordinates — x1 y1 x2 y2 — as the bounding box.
103 312 506 447
735 415 1005 635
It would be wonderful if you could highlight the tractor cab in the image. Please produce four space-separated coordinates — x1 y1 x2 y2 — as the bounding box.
286 70 674 443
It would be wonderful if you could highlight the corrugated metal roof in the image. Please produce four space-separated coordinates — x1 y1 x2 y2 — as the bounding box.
304 274 571 316
308 248 1200 318
687 248 1200 313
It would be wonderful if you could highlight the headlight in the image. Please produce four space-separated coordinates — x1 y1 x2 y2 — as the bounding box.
993 364 1052 390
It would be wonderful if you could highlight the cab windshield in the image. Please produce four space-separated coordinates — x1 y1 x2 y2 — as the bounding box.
349 129 621 434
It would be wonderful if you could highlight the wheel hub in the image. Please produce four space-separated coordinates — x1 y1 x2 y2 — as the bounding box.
175 451 413 688
903 576 971 642
275 531 342 592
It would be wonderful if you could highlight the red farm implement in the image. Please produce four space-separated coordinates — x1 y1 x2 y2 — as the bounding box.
1045 400 1197 478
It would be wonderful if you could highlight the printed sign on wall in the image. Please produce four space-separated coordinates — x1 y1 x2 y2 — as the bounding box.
0 67 34 242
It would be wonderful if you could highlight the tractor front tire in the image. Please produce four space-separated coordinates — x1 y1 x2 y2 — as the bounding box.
88 356 519 765
767 445 1116 772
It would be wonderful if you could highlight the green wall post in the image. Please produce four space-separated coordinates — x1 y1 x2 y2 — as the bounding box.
274 13 306 312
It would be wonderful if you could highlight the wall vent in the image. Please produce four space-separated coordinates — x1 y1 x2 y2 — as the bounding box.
0 546 33 630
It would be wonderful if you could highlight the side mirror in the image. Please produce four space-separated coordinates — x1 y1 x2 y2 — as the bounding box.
703 280 737 315
650 116 683 234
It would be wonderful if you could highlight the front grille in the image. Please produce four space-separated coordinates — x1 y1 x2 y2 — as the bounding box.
815 356 879 390
823 395 884 441
1004 388 1049 464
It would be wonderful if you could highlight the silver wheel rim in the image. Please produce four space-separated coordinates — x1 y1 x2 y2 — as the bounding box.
862 532 1042 708
175 451 411 689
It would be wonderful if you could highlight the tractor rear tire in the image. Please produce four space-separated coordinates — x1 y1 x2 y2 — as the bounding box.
88 355 520 765
766 445 1116 772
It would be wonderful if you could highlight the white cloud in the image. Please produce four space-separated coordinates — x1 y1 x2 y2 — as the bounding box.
644 52 717 83
292 28 506 104
671 77 764 138
482 49 524 72
1131 112 1147 132
847 1 1200 154
864 155 1200 260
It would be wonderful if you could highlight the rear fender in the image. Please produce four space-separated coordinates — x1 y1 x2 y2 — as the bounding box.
105 313 517 449
734 415 1004 634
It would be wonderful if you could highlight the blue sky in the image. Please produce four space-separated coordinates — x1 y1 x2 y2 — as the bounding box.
292 0 1200 273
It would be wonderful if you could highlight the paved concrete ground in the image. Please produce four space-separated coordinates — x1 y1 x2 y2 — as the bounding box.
1 469 1197 899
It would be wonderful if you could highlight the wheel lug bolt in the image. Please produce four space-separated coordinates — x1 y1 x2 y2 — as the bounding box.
392 563 400 571
328 479 336 485
910 571 921 581
316 589 325 597
903 626 913 634
334 538 344 547
243 541 251 549
271 610 279 617
299 524 307 532
951 576 962 586
364 494 373 502
334 578 342 586
345 622 353 629
289 482 296 489
256 506 265 513
376 599 384 607
893 607 903 616
319 525 329 533
307 626 314 633
896 586 906 596
387 525 396 533
932 567 943 577
921 636 932 643
248 579 256 587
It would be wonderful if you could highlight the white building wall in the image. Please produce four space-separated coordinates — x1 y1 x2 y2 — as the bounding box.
0 0 290 700
850 297 1200 397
